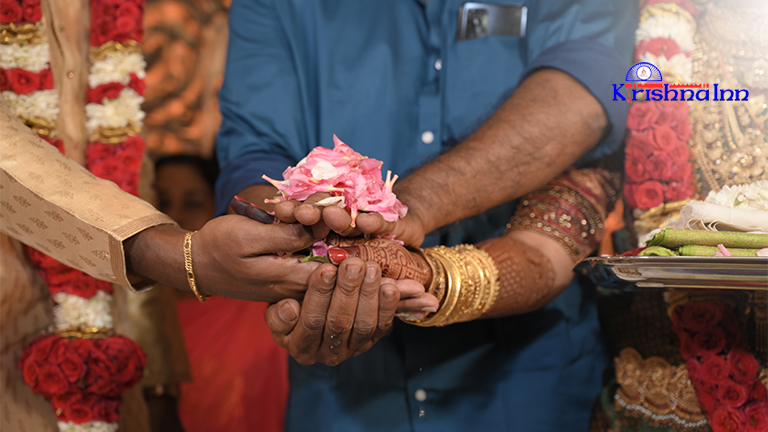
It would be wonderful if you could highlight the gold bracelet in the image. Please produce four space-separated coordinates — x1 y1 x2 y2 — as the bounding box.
183 231 210 302
400 244 500 327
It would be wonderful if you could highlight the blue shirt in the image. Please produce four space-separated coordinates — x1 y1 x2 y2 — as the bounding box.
216 0 637 430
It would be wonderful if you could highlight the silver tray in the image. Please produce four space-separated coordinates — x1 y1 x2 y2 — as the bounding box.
575 256 768 290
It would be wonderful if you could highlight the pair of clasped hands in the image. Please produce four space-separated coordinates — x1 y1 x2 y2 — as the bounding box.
196 192 439 366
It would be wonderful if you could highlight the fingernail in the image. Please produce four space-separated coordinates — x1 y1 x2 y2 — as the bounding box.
278 303 297 322
420 306 437 313
365 266 377 282
328 248 347 265
346 263 361 279
321 270 336 284
383 287 396 301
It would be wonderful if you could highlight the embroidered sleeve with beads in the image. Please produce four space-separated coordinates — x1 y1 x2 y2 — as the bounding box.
506 167 621 262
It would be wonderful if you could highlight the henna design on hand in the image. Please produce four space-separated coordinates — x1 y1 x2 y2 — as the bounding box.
327 239 431 286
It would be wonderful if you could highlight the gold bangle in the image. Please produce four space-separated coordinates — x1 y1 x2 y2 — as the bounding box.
399 244 499 327
183 231 210 302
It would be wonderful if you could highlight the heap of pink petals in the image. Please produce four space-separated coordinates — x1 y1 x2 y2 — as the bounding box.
263 135 408 227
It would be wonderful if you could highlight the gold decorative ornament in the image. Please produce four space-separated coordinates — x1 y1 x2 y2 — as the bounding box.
183 231 210 303
401 244 499 327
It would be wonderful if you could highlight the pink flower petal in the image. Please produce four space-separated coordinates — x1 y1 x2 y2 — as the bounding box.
716 244 731 257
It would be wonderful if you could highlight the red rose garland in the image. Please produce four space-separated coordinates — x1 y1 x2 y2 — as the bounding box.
4 0 149 429
672 300 768 432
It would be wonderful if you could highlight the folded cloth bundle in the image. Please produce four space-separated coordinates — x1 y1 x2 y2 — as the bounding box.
677 245 762 257
647 229 768 249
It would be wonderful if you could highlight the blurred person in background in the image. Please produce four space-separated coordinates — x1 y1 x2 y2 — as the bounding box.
153 154 289 432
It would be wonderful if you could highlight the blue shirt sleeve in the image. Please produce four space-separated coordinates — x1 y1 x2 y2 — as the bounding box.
214 0 307 214
522 0 637 164
522 38 631 165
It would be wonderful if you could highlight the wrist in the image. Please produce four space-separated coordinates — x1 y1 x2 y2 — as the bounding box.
125 224 189 291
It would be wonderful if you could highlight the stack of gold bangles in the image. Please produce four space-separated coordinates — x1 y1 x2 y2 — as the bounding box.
401 244 500 327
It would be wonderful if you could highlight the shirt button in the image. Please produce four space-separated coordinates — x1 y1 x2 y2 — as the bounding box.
434 58 442 71
414 389 427 402
421 131 434 144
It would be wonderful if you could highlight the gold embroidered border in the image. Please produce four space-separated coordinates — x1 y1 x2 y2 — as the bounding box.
0 22 45 45
614 348 708 429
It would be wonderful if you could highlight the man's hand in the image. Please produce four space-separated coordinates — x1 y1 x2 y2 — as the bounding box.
265 259 436 366
274 192 428 247
125 215 321 303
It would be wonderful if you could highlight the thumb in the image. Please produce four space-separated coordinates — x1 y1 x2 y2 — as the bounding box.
265 299 301 337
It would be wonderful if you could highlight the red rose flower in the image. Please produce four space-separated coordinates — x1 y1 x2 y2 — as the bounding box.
719 315 743 351
38 364 71 396
90 16 116 47
626 131 655 157
679 332 696 359
650 125 683 152
694 327 727 357
745 402 768 432
10 68 40 95
633 180 664 209
29 334 59 362
21 0 40 22
85 141 116 161
727 348 759 384
749 380 767 402
93 2 117 18
116 2 141 20
627 101 661 132
657 102 691 142
59 349 86 384
664 182 694 202
0 69 9 91
643 37 681 60
20 358 40 389
38 68 54 90
694 379 719 414
717 379 750 408
0 2 22 24
63 392 94 424
93 397 122 423
711 406 745 432
48 338 67 364
645 153 674 181
128 72 144 96
625 149 650 184
87 82 124 104
700 355 729 385
680 300 723 332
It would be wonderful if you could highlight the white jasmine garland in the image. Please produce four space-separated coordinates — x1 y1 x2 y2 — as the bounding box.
636 15 695 53
58 421 118 432
85 87 145 133
1 90 59 122
638 52 693 83
88 51 146 88
52 290 113 330
705 180 768 211
0 42 50 72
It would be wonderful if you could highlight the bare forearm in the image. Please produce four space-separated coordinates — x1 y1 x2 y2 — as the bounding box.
395 68 607 233
478 230 574 318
